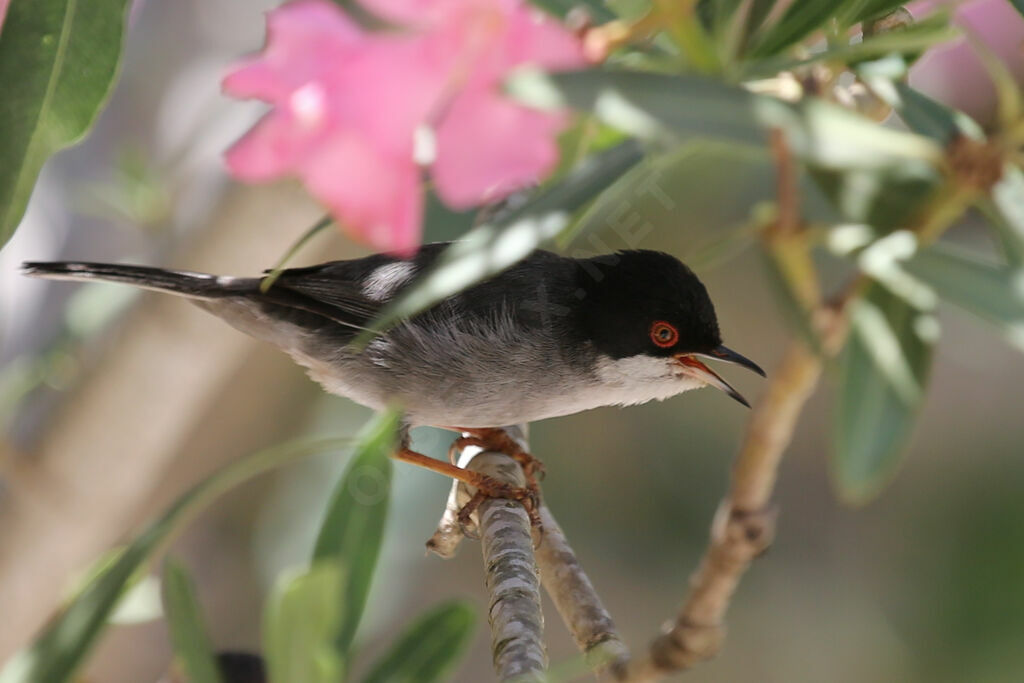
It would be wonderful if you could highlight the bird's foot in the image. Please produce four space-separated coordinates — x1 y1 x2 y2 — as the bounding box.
447 428 545 535
455 476 542 535
448 427 546 485
392 446 542 535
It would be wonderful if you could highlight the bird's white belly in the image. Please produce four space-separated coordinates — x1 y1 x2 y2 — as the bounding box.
299 348 704 427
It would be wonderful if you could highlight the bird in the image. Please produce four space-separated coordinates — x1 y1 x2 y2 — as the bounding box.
22 244 764 524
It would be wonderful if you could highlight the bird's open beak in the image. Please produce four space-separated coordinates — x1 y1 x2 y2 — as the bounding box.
673 345 766 408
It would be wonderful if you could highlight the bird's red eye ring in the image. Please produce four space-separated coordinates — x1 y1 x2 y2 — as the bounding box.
650 320 679 348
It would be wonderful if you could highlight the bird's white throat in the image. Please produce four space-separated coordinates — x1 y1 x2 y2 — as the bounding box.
582 354 705 409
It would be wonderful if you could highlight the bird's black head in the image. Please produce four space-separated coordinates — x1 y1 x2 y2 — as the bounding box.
573 250 765 406
574 250 721 358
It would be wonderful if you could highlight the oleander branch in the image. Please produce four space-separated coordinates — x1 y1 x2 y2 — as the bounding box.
428 425 631 681
618 340 823 681
534 505 630 678
429 425 547 681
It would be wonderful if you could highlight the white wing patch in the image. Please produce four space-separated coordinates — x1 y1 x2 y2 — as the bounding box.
362 261 416 302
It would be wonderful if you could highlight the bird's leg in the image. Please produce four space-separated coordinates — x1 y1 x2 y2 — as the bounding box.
392 448 541 529
446 427 544 533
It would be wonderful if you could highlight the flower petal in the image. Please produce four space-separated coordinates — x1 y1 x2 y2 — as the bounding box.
329 35 456 153
303 136 423 254
224 110 323 181
432 86 566 208
502 3 587 71
222 0 364 102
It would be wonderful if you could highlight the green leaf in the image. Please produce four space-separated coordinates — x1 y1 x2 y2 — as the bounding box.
740 0 779 53
354 141 643 344
0 0 132 248
260 215 334 293
0 436 352 683
809 163 940 232
987 165 1024 267
903 242 1024 354
263 563 346 683
696 0 743 33
758 238 825 356
526 0 617 22
746 0 836 59
528 69 942 170
312 408 400 659
557 138 841 253
745 14 957 79
836 0 915 27
1011 0 1024 19
525 69 942 232
833 282 936 503
869 79 985 145
162 559 223 683
961 25 1023 133
361 601 476 683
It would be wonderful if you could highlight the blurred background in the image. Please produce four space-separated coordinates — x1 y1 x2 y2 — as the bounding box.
2 0 1024 681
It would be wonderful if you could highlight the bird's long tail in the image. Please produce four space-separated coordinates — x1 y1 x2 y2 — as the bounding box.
21 262 247 299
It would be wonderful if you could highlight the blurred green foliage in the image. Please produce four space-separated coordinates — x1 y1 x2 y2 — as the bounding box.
5 0 1024 680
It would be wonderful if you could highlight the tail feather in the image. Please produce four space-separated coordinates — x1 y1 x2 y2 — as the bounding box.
20 262 249 299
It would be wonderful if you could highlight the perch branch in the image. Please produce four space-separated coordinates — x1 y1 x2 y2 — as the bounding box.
432 425 547 681
535 506 630 678
429 430 631 680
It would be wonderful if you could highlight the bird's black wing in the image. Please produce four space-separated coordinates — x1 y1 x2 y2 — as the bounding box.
260 243 452 331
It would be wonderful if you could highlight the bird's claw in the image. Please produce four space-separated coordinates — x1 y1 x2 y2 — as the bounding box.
455 474 543 536
448 428 545 537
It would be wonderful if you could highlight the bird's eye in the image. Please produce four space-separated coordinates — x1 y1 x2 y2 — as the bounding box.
649 320 679 348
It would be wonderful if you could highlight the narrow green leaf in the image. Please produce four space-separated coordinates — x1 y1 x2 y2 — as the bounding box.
873 80 985 145
808 163 940 232
327 0 395 30
260 214 334 293
163 559 223 683
659 0 721 74
988 165 1024 267
740 0 780 53
745 14 958 79
837 0 915 27
527 69 942 232
532 69 942 170
1011 0 1024 19
696 0 743 34
354 141 644 344
263 562 345 683
361 601 476 683
903 242 1024 354
0 436 352 683
833 282 936 503
746 0 836 59
526 0 617 22
313 408 401 659
67 548 161 626
560 140 763 247
961 26 1023 133
758 239 825 356
0 0 132 248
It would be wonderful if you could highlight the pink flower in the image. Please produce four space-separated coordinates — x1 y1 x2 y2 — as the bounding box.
908 0 1024 125
223 0 585 254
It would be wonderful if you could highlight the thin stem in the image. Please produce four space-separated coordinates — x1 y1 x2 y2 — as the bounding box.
259 214 333 293
535 506 630 678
